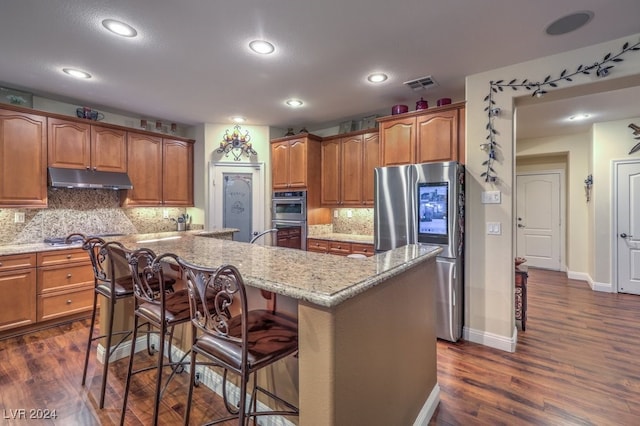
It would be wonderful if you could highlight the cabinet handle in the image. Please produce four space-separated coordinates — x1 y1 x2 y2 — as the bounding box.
67 273 72 278
66 299 72 304
86 166 90 170
0 262 2 267
66 255 72 259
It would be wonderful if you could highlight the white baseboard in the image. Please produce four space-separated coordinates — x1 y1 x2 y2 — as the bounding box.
463 326 516 352
413 383 440 426
566 270 614 293
96 335 150 364
592 281 614 292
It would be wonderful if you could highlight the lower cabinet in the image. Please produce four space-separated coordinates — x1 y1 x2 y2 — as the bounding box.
0 253 37 332
36 249 94 322
307 238 374 257
276 228 302 250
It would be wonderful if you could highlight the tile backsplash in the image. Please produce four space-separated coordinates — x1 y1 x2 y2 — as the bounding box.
0 188 191 245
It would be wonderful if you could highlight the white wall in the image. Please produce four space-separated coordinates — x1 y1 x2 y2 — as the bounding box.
465 33 640 351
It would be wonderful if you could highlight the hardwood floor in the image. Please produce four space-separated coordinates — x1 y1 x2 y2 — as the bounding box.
431 268 640 425
1 268 638 425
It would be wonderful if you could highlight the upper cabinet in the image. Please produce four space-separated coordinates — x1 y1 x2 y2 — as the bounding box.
121 132 193 207
321 131 379 207
48 118 127 172
0 108 48 207
379 103 465 166
271 134 321 190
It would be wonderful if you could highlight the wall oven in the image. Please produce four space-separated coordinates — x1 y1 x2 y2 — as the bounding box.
272 191 307 250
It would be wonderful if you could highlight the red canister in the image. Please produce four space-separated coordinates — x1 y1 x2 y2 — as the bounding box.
437 98 452 107
391 104 409 115
416 97 428 110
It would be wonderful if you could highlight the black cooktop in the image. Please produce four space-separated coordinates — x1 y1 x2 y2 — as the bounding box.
43 233 125 246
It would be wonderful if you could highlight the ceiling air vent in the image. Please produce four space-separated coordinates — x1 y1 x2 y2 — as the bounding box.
403 75 437 91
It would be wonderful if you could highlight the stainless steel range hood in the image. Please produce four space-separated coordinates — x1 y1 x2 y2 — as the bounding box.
48 167 133 190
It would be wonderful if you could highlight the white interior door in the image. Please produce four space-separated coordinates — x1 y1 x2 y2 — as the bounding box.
616 161 640 295
209 162 265 243
516 172 563 270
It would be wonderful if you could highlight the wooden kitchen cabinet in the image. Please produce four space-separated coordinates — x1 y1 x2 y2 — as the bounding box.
121 133 194 207
36 248 94 322
306 238 374 257
271 134 322 190
48 118 127 172
307 238 329 253
0 108 48 207
276 227 302 249
378 102 465 166
0 253 37 332
320 131 379 207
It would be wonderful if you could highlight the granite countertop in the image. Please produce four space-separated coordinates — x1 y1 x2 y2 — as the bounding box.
0 229 237 256
307 233 374 244
116 234 440 308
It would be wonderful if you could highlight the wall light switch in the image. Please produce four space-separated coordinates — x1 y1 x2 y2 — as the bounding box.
163 209 169 219
14 212 25 223
481 191 501 204
486 222 502 235
333 210 338 218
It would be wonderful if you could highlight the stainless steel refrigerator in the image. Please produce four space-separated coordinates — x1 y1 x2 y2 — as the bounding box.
374 161 464 342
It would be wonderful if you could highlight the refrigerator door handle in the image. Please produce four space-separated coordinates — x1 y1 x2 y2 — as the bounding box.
448 263 456 339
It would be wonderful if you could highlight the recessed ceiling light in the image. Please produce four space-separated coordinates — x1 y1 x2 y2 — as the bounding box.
286 99 303 107
545 11 594 36
568 114 590 121
249 40 275 55
367 73 388 83
231 116 246 123
102 19 138 37
62 68 92 79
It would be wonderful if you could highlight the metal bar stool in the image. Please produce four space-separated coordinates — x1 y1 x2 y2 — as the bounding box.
119 248 194 426
178 258 299 425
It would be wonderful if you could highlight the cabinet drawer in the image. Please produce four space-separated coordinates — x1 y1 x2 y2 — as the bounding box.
307 239 329 252
38 248 89 267
38 263 94 293
37 286 94 322
328 241 351 256
351 243 374 257
0 253 37 272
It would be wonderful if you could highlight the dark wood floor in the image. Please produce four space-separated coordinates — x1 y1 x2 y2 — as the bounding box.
1 268 639 425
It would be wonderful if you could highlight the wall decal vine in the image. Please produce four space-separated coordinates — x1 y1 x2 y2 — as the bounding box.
481 38 640 183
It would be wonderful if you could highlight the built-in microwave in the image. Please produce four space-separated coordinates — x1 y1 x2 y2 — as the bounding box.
272 191 307 221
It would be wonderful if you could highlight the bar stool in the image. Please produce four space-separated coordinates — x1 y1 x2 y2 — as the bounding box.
76 236 136 409
119 247 193 426
178 258 299 425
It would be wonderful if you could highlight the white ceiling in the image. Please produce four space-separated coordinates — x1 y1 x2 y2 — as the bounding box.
1 0 640 136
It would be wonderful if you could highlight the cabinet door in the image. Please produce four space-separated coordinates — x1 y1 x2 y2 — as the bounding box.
48 118 91 169
122 132 163 206
380 117 415 166
0 109 47 207
416 109 459 163
321 138 341 205
271 141 290 189
288 138 308 188
362 132 380 205
162 139 194 206
91 125 127 172
0 268 36 332
341 135 363 205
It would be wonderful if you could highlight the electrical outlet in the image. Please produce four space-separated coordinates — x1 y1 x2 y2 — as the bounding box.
347 210 353 218
333 210 338 218
481 191 501 204
486 222 502 235
163 209 169 219
14 212 25 223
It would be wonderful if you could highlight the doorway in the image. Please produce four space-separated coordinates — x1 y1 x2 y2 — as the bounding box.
209 162 265 243
516 171 564 270
614 160 640 295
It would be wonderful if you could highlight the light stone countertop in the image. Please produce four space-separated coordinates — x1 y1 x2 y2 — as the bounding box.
115 234 440 308
0 229 237 256
0 229 440 308
307 233 374 244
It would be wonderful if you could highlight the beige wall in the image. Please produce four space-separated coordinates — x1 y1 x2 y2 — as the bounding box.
465 32 640 350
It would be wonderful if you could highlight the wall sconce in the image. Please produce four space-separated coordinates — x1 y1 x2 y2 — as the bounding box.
217 125 257 161
584 174 593 202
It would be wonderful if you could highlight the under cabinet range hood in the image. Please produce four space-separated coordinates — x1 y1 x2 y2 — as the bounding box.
48 167 133 190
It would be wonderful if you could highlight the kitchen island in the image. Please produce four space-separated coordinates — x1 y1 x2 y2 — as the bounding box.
114 232 442 425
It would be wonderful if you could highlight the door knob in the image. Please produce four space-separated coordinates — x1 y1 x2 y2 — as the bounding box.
517 224 525 228
620 233 632 239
